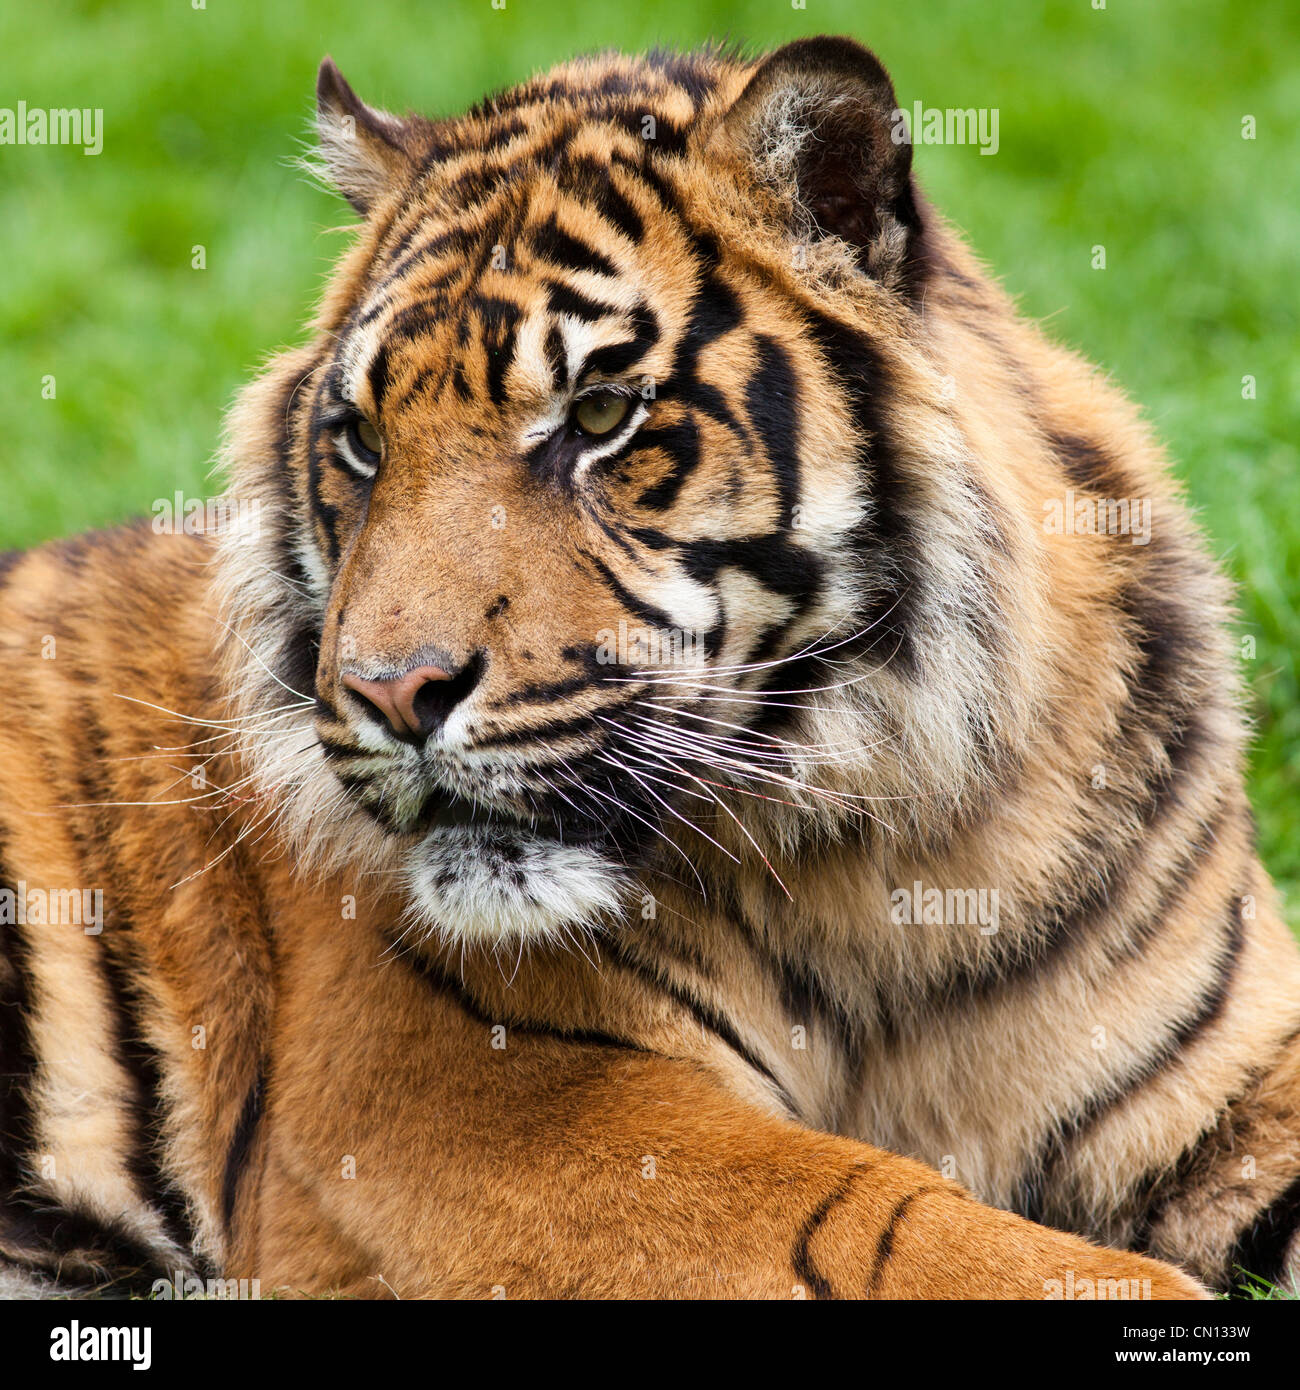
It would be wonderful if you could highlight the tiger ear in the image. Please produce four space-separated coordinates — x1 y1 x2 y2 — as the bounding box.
710 37 922 282
314 57 416 216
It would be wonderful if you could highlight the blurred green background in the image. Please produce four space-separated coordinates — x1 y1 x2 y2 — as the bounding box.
1 0 1296 917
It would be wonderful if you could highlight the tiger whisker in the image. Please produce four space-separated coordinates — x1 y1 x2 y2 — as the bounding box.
541 761 702 906
555 768 708 899
606 598 909 685
625 714 869 766
592 751 740 866
613 716 897 827
624 711 891 774
235 551 317 598
211 613 315 703
629 738 870 819
618 624 908 705
113 691 312 731
631 700 903 765
610 743 793 900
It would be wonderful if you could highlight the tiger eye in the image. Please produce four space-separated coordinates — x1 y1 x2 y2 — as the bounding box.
573 393 630 436
356 418 383 455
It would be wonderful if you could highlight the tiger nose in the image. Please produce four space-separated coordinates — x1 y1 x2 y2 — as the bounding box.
342 663 464 744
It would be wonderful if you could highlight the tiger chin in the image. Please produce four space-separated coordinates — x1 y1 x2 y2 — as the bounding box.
402 824 628 947
4 35 1299 1301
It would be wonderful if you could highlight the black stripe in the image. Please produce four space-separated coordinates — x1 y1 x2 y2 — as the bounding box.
546 278 618 325
278 620 322 715
1018 890 1247 1226
600 936 796 1113
467 711 606 751
366 341 392 412
583 302 660 379
664 270 743 393
584 549 679 634
0 846 176 1293
1129 1017 1300 1260
570 158 645 244
634 418 701 511
677 532 825 604
0 550 22 593
644 47 725 105
776 954 865 1075
443 159 512 208
798 306 923 674
474 113 529 151
503 659 607 704
221 1066 265 1236
306 370 343 563
529 215 618 279
389 935 643 1053
477 295 523 406
77 709 207 1266
1 1196 174 1295
745 334 801 520
380 294 452 349
609 107 690 156
270 363 320 608
94 934 199 1260
867 1188 931 1296
791 1164 869 1300
544 324 568 389
1226 1172 1300 1286
375 224 483 300
0 847 36 1204
610 151 686 225
1051 430 1133 496
589 511 643 561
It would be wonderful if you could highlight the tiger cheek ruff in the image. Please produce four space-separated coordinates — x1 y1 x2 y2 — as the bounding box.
0 38 1296 1302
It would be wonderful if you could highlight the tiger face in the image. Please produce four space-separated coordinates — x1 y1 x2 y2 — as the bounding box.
221 40 993 947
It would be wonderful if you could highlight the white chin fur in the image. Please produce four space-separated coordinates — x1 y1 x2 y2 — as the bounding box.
401 824 629 949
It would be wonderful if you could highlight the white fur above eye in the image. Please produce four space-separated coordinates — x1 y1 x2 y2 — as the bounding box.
400 824 631 949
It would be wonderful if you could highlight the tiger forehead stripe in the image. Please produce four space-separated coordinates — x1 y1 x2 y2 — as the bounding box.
364 153 609 297
528 214 619 280
364 120 687 330
346 179 661 403
350 238 667 418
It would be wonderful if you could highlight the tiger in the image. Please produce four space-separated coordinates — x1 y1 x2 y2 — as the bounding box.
1 34 1296 1302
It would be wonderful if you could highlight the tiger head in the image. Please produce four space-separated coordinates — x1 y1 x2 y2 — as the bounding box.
218 39 1022 948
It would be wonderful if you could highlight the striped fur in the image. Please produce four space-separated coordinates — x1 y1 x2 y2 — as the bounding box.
0 38 1294 1298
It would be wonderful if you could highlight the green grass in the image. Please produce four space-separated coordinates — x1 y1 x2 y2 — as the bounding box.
2 0 1297 917
1228 1270 1298 1301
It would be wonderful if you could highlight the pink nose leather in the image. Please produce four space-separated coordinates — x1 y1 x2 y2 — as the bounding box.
342 665 452 740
